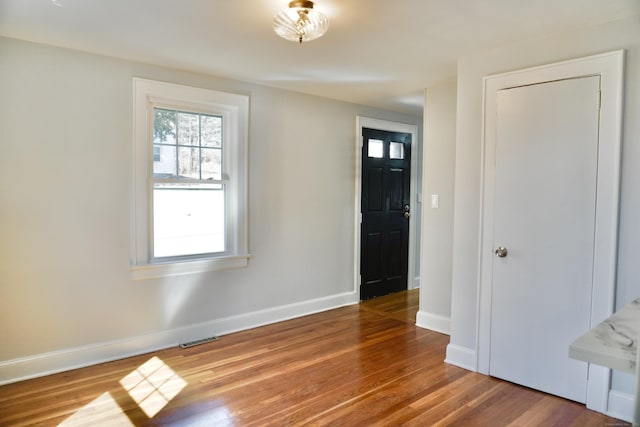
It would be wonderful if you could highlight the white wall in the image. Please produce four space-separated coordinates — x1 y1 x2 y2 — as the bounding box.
417 78 457 334
0 36 421 383
448 14 640 416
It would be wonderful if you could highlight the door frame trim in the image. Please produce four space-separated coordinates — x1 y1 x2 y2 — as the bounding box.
354 117 419 299
477 51 624 413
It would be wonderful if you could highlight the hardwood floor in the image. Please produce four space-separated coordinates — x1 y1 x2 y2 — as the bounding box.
360 289 420 324
0 290 627 426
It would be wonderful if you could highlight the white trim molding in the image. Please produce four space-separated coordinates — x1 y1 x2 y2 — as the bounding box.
476 50 624 415
131 255 251 280
354 117 419 298
416 310 450 335
445 344 477 372
416 310 451 335
0 291 358 385
607 389 634 423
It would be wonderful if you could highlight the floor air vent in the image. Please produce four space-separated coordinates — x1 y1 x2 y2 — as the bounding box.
179 336 219 349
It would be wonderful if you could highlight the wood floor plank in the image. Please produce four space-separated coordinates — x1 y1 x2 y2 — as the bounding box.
0 289 628 426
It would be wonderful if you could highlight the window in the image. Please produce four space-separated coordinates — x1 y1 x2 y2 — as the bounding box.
152 108 224 258
389 141 404 159
132 79 249 279
368 139 384 158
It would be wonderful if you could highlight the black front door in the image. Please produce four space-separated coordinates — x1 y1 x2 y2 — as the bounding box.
360 128 411 300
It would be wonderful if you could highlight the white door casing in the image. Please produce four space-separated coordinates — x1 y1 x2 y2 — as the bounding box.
478 51 624 413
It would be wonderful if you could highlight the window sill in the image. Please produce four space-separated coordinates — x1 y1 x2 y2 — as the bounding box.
131 254 250 281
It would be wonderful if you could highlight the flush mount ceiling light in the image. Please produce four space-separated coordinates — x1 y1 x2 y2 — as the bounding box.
273 1 329 44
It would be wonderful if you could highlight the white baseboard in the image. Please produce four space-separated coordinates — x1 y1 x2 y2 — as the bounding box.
606 389 633 423
0 291 358 385
411 276 420 290
415 310 450 335
444 344 477 372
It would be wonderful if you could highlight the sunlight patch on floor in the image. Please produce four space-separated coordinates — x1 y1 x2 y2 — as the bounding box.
119 356 187 418
57 392 134 427
57 357 187 425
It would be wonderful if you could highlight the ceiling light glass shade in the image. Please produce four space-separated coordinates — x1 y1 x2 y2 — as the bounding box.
273 1 329 44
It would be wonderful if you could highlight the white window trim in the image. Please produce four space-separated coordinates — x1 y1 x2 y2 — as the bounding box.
131 78 250 280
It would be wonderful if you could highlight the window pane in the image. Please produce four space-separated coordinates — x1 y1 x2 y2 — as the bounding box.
201 148 222 180
153 145 177 178
178 146 200 179
153 184 225 257
177 112 199 146
390 142 404 159
202 115 222 148
368 139 383 158
153 109 176 144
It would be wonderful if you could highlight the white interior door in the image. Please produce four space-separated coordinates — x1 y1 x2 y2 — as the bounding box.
489 76 601 403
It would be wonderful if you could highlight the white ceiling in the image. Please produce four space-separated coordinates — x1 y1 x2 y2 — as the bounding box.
1 0 639 115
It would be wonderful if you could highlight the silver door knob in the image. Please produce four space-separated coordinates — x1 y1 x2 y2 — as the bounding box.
404 212 411 219
495 246 508 258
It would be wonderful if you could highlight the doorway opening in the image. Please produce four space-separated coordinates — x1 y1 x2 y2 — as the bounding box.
355 117 419 302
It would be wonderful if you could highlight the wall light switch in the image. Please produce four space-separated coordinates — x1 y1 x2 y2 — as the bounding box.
431 194 439 209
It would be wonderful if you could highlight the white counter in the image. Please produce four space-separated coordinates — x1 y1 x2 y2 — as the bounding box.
570 298 640 425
